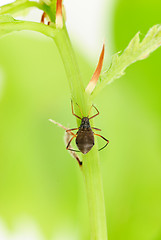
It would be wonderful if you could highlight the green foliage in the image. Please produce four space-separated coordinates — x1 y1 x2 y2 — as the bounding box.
0 1 161 240
92 25 161 97
1 12 161 101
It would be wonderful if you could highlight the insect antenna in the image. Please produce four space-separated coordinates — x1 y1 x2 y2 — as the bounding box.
75 102 84 118
71 100 82 119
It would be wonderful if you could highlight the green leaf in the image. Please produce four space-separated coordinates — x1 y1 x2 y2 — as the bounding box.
92 25 161 98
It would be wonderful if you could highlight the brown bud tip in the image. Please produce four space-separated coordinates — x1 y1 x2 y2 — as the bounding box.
86 43 105 94
41 12 46 24
56 0 63 29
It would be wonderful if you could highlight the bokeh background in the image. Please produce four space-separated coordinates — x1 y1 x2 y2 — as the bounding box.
0 0 161 239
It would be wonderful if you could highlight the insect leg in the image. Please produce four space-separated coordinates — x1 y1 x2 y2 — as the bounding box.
66 128 79 132
66 135 81 153
91 127 101 131
89 105 100 119
94 133 109 151
71 100 82 120
66 128 79 136
67 148 81 153
65 133 82 166
66 135 76 149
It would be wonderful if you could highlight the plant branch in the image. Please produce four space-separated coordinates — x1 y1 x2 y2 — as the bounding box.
0 1 56 22
0 18 56 38
0 1 43 15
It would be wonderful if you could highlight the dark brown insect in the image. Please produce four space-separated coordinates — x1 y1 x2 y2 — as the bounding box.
66 101 109 154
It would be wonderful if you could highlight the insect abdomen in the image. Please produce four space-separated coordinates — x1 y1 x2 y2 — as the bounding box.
76 130 94 154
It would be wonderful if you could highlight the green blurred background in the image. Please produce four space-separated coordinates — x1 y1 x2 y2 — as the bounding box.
0 0 161 239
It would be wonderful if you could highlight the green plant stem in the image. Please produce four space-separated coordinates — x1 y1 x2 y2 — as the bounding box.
54 26 108 240
0 21 56 38
0 1 43 15
0 1 108 237
0 1 55 22
82 148 108 240
53 27 87 114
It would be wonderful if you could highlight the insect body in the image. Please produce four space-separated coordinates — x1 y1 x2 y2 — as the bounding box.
76 117 94 154
66 101 109 154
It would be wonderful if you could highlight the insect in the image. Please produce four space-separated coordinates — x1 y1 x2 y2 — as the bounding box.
66 101 109 154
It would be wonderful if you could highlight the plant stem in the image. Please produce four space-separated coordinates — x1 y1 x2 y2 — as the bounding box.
53 27 87 114
0 21 56 38
54 26 108 240
0 1 55 22
0 1 43 15
0 1 108 237
82 148 108 240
